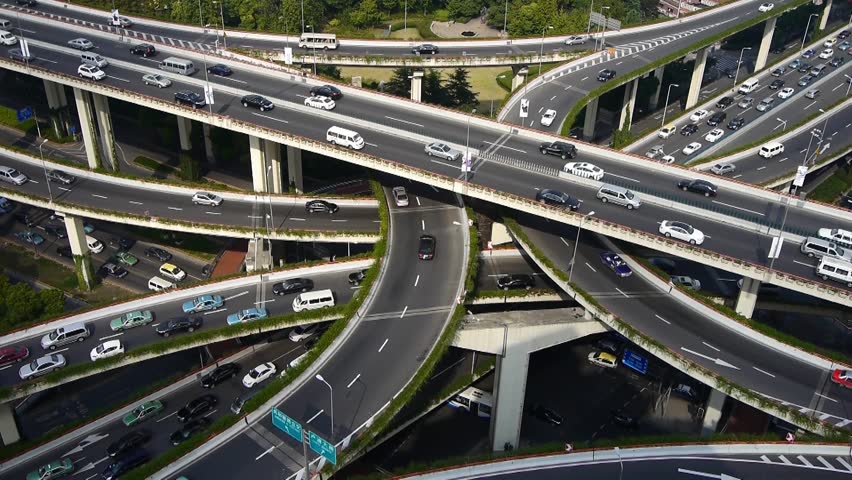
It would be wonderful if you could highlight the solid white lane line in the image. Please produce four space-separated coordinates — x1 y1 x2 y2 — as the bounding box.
585 262 597 272
815 392 837 403
156 411 178 423
400 306 408 318
385 116 424 127
203 308 227 315
347 373 361 388
414 275 420 287
224 291 250 301
99 333 123 340
654 314 670 325
711 200 764 216
306 409 324 424
752 366 775 378
378 338 389 352
702 342 719 352
92 194 108 199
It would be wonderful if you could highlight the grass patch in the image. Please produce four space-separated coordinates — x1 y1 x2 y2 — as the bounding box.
805 164 852 204
125 227 222 262
133 155 177 178
0 105 73 144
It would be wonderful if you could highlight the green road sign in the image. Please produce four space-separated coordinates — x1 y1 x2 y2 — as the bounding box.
309 431 336 465
271 408 302 443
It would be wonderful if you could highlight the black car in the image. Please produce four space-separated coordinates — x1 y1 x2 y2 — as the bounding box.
170 417 211 445
43 224 67 239
101 449 150 480
771 66 786 76
830 56 845 67
156 316 202 337
109 237 134 251
129 43 156 57
46 170 75 185
272 278 314 295
496 274 535 290
56 246 73 258
107 430 151 457
200 363 239 388
177 394 218 422
412 44 439 55
612 411 638 429
305 199 339 214
727 117 745 131
842 191 852 210
707 112 726 127
9 49 34 62
348 269 367 285
840 30 850 39
722 68 734 79
309 85 343 100
529 404 563 426
418 234 436 260
597 337 622 354
535 188 581 211
715 96 733 109
241 94 274 112
680 124 698 136
174 91 206 109
538 141 577 159
677 179 717 197
13 211 37 227
144 246 172 262
16 0 37 6
769 79 784 90
597 69 616 81
770 45 786 55
206 64 233 76
100 262 128 279
798 62 811 73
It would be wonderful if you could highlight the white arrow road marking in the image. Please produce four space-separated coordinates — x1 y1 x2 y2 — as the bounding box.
74 456 111 475
680 347 740 369
63 433 110 457
677 468 741 480
224 291 249 301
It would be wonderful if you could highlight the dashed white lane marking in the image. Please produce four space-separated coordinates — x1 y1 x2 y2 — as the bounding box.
711 200 764 216
414 275 420 287
168 207 183 211
378 338 388 352
400 306 408 318
305 409 323 424
615 287 628 297
752 366 776 378
252 113 288 124
92 194 108 199
99 332 123 340
702 342 719 352
128 201 143 205
347 373 361 388
815 392 837 403
255 445 275 461
385 116 424 128
654 314 670 324
585 262 597 272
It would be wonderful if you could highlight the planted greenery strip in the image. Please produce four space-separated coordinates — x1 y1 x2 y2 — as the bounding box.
474 288 560 299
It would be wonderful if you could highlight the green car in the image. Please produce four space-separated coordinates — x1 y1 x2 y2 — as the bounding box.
27 458 74 480
110 310 154 332
114 251 139 266
122 399 164 426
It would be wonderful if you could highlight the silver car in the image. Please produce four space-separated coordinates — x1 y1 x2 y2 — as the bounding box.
142 74 172 88
424 142 461 161
67 38 94 50
19 354 66 380
737 97 754 109
710 163 736 176
192 191 223 207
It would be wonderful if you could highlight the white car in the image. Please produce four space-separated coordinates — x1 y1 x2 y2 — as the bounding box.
242 362 276 388
78 64 105 81
540 109 557 127
671 275 702 291
777 87 795 99
818 228 852 247
682 142 702 155
90 340 125 361
288 325 317 342
658 125 676 138
67 38 94 50
819 48 834 59
562 162 604 181
659 155 676 165
659 220 705 245
824 38 838 48
192 191 223 207
758 2 774 12
392 186 409 207
689 109 710 123
587 351 618 369
304 95 336 110
704 128 724 143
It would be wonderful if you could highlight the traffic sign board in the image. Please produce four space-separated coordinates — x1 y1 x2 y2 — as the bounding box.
271 408 302 443
309 431 336 465
17 106 33 124
622 349 648 375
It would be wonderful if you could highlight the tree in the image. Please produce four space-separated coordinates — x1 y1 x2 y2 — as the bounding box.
447 0 486 21
384 66 414 98
350 0 382 28
38 289 65 319
422 69 448 106
445 68 478 108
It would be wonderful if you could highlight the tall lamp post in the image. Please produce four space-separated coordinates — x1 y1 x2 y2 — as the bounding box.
464 109 476 182
615 446 624 480
660 83 679 129
212 1 226 49
315 374 334 441
802 13 819 51
539 25 553 75
587 0 595 33
503 0 509 36
845 74 852 96
568 211 595 282
595 6 610 51
38 139 53 203
732 46 751 90
307 25 317 75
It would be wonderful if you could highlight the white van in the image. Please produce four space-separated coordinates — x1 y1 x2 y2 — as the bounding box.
326 126 364 150
758 142 784 159
738 77 759 94
147 276 175 292
81 51 108 68
0 30 17 46
159 56 196 76
292 289 335 312
86 235 104 254
816 256 852 287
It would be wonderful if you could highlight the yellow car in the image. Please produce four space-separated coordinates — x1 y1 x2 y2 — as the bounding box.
587 351 618 369
159 263 186 282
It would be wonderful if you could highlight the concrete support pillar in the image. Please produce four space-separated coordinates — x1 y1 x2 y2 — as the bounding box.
410 71 424 103
686 47 709 109
755 16 777 72
649 66 665 108
202 123 216 165
618 78 639 130
701 388 728 437
249 135 267 193
490 350 529 452
63 214 95 291
92 93 117 171
511 71 528 91
72 88 100 170
265 140 282 194
819 0 832 30
286 145 303 193
44 80 70 139
735 277 761 319
177 116 193 152
582 97 600 141
0 401 20 446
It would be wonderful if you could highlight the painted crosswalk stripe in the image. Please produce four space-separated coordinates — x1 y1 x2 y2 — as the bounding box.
817 456 835 469
837 457 852 471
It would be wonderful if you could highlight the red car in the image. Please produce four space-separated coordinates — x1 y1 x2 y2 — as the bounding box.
0 346 29 367
832 369 852 388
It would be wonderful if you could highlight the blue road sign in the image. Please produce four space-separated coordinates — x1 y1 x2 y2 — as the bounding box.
271 408 302 443
309 431 336 465
622 349 648 375
17 107 33 124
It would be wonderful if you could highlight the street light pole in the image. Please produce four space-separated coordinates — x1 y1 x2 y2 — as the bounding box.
503 0 508 36
733 46 751 90
600 6 611 51
615 447 624 480
568 211 595 282
197 0 203 28
660 83 679 129
315 374 334 441
38 139 53 203
218 0 226 49
300 0 305 33
802 14 819 51
539 25 553 75
465 109 476 182
307 25 317 75
587 0 595 34
845 74 852 96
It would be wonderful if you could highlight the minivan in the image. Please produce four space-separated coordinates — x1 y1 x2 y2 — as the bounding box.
159 56 196 75
292 289 335 312
755 97 775 112
816 256 852 287
326 126 364 150
86 235 104 254
738 77 759 94
800 236 852 261
41 322 90 350
0 30 17 46
147 276 175 292
81 51 108 68
758 142 784 159
596 184 641 210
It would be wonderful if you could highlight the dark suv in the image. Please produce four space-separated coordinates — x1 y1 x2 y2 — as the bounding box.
727 117 745 131
538 141 577 159
597 69 616 81
309 85 343 100
497 274 535 290
129 43 156 57
418 234 436 260
769 79 784 90
174 91 206 109
200 363 239 388
535 188 581 210
715 96 733 109
144 246 172 262
707 112 726 127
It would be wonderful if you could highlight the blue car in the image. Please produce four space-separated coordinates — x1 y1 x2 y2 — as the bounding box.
226 308 268 326
16 230 45 246
206 64 233 76
83 223 95 234
0 197 12 214
182 294 224 313
600 251 632 278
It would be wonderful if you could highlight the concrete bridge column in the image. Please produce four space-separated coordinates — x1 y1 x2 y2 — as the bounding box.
92 93 118 171
410 71 424 103
249 135 268 193
73 88 100 170
490 349 529 452
203 123 216 165
755 16 777 71
286 145 304 193
819 0 832 30
177 116 193 152
64 214 95 291
265 140 283 194
735 277 761 318
582 97 600 141
43 79 70 139
686 47 709 109
701 388 728 437
511 67 529 91
649 66 665 108
618 78 639 130
0 402 20 446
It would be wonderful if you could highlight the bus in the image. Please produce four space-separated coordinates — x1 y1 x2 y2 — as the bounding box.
448 387 493 418
298 32 338 50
